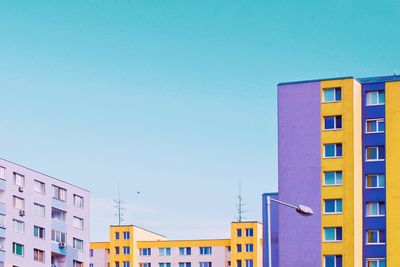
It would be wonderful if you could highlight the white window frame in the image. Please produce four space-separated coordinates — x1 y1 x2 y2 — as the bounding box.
13 196 25 210
366 258 386 267
245 243 253 252
14 173 25 187
33 248 45 262
324 199 342 214
74 194 84 208
365 146 385 162
33 180 46 194
12 242 24 257
322 87 342 103
324 143 342 158
51 229 66 243
51 207 66 222
324 227 342 242
245 228 254 237
73 216 84 230
324 255 342 267
34 225 45 239
52 185 67 201
366 174 385 189
13 219 25 233
366 202 385 217
323 171 343 186
365 118 385 134
323 115 342 130
73 238 83 251
366 90 385 106
0 166 5 179
34 203 46 217
366 229 385 245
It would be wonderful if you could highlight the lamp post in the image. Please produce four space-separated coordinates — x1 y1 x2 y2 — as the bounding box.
265 196 314 267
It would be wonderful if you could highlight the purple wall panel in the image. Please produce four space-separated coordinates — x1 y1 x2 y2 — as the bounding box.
278 82 321 266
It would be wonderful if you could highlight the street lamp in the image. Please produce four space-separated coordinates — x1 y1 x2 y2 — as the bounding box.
265 196 314 267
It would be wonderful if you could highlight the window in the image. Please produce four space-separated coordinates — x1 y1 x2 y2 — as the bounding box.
237 244 242 252
90 249 93 257
14 173 25 187
245 260 253 267
324 116 342 130
199 263 211 267
115 247 120 254
34 248 45 262
123 262 130 267
73 261 83 267
324 171 342 186
324 255 342 267
73 238 83 251
51 229 66 243
366 146 385 161
324 144 342 158
237 228 242 237
13 219 24 233
115 232 120 240
123 246 130 254
123 231 130 240
90 264 94 267
159 264 171 267
179 247 191 255
159 248 171 256
73 216 84 230
324 199 342 214
366 259 386 267
245 244 253 252
0 237 4 250
323 87 342 102
33 180 46 194
200 247 212 255
367 230 385 244
52 185 67 201
179 263 191 267
13 196 25 209
324 227 342 242
366 119 385 133
366 202 385 217
34 203 45 217
51 207 66 222
13 242 24 256
34 226 45 239
366 175 385 189
0 214 4 228
74 194 84 208
366 90 385 106
245 228 254 237
140 248 151 256
0 166 5 179
115 262 120 267
237 260 242 267
141 264 151 267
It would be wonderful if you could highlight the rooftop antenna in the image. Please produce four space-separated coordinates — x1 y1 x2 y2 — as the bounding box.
236 179 247 222
113 185 126 226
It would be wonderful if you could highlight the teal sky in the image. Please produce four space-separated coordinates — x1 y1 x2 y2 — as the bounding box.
1 1 399 241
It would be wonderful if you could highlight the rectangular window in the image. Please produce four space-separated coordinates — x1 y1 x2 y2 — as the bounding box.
34 203 45 217
237 260 242 267
324 227 342 242
123 262 130 267
52 185 67 201
140 248 151 256
0 214 4 228
245 228 254 237
73 261 83 267
159 264 171 267
366 202 385 217
323 87 342 102
90 249 93 257
0 166 5 179
51 207 66 222
115 232 120 240
324 116 342 130
324 171 343 186
366 174 385 189
324 255 343 267
179 247 191 255
366 146 385 161
123 231 130 240
199 263 212 267
34 225 45 239
245 244 253 252
34 248 45 262
141 264 152 267
123 246 130 254
178 263 191 267
324 143 342 158
159 247 171 256
13 196 25 210
13 219 24 233
367 230 385 244
73 238 83 251
324 199 343 214
13 242 24 256
115 246 120 254
366 90 385 106
51 229 66 243
237 228 242 237
366 119 385 133
115 262 120 267
33 180 46 194
200 247 212 255
74 194 84 208
245 260 253 267
14 173 25 187
73 216 84 230
366 259 386 267
237 244 242 252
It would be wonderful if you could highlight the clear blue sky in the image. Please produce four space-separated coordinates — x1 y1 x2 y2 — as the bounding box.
0 1 399 241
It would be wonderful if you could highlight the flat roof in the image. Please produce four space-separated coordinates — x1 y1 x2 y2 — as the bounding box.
278 74 400 86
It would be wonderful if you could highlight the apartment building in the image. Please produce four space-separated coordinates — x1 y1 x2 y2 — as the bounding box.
0 158 90 267
90 221 262 267
263 75 400 267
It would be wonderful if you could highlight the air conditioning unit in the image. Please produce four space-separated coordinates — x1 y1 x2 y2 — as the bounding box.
19 209 25 216
18 186 24 192
58 242 65 248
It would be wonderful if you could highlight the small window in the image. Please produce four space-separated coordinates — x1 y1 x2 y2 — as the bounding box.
141 264 152 267
34 203 45 217
366 259 386 267
366 174 385 189
33 180 45 194
90 249 94 257
324 199 342 214
51 229 66 243
123 262 130 267
200 247 212 255
13 196 25 210
324 115 342 130
245 260 253 267
199 263 211 267
159 264 171 267
324 171 342 186
74 194 84 208
52 185 67 201
13 219 24 233
366 119 385 133
51 207 66 222
178 263 191 267
13 242 24 256
237 244 242 252
245 228 254 237
123 246 130 254
34 226 45 239
237 228 242 237
14 173 25 187
73 260 84 267
73 216 84 230
115 246 120 254
324 255 342 267
245 244 253 252
366 90 385 106
324 227 342 242
140 248 151 256
0 166 5 179
323 87 342 103
115 232 120 240
366 146 385 161
324 143 342 158
179 247 191 255
367 230 385 244
237 260 242 267
366 202 385 217
123 231 130 240
159 247 171 256
34 248 45 262
73 238 83 251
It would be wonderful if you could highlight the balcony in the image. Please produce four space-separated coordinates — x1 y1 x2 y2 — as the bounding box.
51 242 67 256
